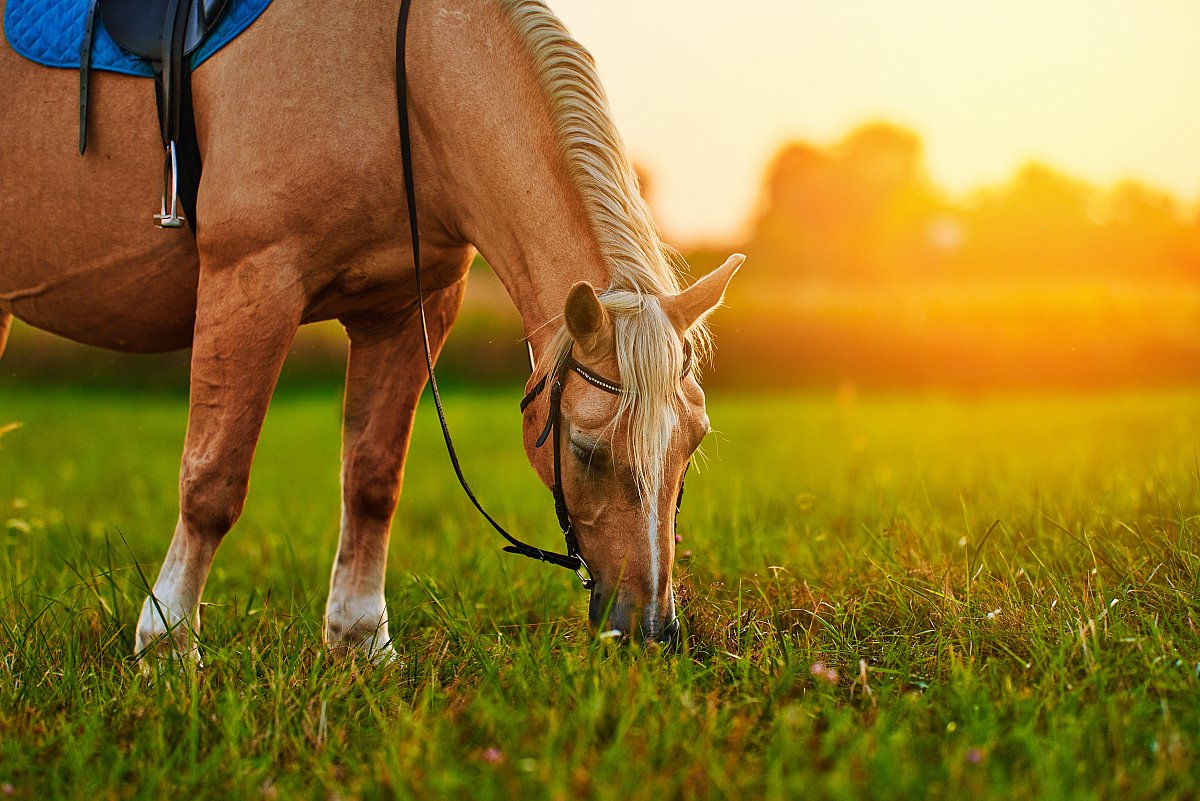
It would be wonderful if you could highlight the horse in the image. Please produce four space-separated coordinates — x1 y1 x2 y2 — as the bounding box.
0 0 742 660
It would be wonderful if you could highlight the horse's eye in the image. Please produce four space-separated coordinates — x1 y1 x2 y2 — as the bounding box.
570 438 606 468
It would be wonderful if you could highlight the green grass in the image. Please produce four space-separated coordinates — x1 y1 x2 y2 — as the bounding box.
0 385 1198 800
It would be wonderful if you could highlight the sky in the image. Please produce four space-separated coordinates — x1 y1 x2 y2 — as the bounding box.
550 1 1200 243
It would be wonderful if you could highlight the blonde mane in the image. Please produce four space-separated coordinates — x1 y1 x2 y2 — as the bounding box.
502 0 710 496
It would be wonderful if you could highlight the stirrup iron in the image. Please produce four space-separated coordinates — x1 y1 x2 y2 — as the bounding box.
155 141 185 229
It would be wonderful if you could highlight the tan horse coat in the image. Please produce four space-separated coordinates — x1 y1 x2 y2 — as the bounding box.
0 0 739 656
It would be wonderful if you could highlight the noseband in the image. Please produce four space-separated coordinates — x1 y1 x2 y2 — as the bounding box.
396 0 687 593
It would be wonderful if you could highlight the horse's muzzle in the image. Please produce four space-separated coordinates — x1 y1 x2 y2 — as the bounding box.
588 585 680 646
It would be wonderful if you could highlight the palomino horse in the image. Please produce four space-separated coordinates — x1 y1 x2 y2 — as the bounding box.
0 0 742 658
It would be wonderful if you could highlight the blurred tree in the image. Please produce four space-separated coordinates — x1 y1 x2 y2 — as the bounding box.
745 122 942 284
961 163 1098 281
746 130 1200 288
1102 180 1191 281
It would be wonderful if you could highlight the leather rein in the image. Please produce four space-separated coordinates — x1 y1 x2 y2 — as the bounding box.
395 0 688 591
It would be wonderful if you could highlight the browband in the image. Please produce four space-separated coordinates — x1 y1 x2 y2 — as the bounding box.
520 340 694 413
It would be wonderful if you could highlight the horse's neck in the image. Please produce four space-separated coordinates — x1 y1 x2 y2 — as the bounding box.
413 1 609 356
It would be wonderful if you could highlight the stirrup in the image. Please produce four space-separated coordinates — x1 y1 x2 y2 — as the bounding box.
154 141 186 229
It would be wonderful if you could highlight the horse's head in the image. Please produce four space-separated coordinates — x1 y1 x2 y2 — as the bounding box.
522 254 743 643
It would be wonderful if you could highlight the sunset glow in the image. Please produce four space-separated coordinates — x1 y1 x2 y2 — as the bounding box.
553 0 1200 242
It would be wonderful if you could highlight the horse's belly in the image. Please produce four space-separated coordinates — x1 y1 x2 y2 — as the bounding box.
1 257 199 352
0 33 200 352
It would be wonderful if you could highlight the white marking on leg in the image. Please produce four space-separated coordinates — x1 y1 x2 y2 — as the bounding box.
134 541 206 664
325 591 391 658
325 504 394 661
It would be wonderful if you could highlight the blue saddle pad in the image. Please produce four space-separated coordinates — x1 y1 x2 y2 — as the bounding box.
4 0 272 77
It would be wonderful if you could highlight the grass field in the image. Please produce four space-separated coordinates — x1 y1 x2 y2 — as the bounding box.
0 384 1198 800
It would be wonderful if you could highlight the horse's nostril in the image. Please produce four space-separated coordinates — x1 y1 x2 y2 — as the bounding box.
587 586 614 630
655 617 681 646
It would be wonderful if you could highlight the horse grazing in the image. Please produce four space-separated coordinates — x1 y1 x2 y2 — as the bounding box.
0 0 742 660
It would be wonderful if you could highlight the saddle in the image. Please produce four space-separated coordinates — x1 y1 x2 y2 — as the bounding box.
79 0 230 230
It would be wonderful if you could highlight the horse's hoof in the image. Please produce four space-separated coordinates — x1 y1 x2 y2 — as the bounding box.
323 605 394 665
134 597 202 674
323 635 398 666
133 635 202 677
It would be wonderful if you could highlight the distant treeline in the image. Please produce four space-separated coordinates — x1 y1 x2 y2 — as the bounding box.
739 122 1200 287
691 122 1200 389
5 121 1200 392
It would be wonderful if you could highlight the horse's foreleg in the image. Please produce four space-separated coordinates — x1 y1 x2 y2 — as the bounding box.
0 311 11 360
135 266 303 664
325 280 466 659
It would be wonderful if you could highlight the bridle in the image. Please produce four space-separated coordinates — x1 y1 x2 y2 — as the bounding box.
395 0 689 593
517 346 693 590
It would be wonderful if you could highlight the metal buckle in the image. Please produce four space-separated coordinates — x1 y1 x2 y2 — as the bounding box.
154 141 185 229
574 556 595 590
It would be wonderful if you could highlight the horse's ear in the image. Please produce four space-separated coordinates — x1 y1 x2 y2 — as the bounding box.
663 253 745 333
565 281 614 358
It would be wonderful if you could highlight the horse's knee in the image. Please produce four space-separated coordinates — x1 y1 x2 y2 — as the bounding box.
347 471 400 523
179 461 247 538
